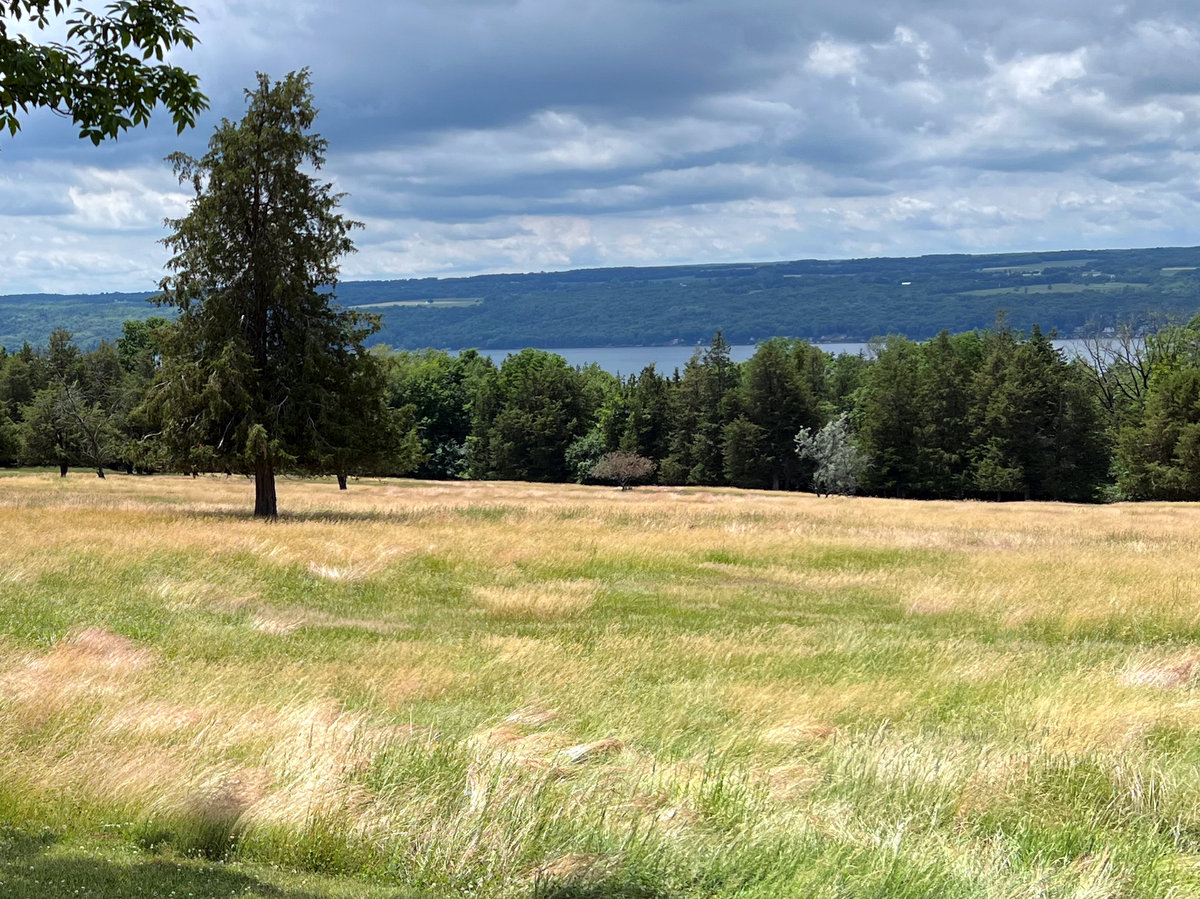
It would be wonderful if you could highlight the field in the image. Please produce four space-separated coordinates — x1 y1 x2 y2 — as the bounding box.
352 299 483 309
960 282 1146 296
977 261 1093 273
2 473 1200 897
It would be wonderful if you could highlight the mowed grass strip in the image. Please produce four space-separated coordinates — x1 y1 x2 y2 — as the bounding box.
0 473 1199 897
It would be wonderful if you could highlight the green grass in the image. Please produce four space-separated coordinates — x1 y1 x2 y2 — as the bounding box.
1 474 1200 897
0 828 418 898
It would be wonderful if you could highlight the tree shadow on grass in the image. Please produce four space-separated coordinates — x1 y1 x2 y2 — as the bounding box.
184 504 525 526
0 828 419 899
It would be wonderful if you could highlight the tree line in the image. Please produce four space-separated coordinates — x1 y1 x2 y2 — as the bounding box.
7 315 1200 504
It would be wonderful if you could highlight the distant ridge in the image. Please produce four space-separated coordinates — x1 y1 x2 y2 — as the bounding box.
3 246 1199 350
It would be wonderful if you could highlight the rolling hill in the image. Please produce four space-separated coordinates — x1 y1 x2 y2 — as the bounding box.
3 245 1199 350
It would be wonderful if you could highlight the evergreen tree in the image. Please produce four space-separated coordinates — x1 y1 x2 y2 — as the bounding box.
661 332 739 486
1115 366 1200 500
659 354 708 485
970 325 1108 501
737 338 820 490
913 331 976 498
856 336 921 496
0 350 14 465
1049 359 1110 502
114 319 172 472
153 71 371 517
968 326 1028 499
45 327 83 385
619 365 671 464
722 416 767 489
19 385 75 475
0 412 16 466
316 355 423 489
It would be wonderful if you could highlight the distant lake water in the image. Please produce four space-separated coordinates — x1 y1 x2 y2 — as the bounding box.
468 340 1093 376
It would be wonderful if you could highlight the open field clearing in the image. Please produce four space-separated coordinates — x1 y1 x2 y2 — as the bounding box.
2 473 1200 896
977 261 1093 273
352 298 483 308
961 282 1147 296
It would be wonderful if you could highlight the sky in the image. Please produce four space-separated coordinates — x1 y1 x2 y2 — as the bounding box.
4 0 1200 294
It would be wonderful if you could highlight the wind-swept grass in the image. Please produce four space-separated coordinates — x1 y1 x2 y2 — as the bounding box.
1 472 1200 897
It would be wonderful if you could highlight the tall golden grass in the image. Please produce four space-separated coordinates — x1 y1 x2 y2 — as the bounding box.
1 471 1199 896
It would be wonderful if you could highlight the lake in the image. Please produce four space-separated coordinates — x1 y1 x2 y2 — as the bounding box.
469 340 1094 376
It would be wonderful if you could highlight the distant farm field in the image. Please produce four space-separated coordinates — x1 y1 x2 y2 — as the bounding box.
352 298 483 308
2 473 1200 897
961 281 1147 296
977 260 1093 273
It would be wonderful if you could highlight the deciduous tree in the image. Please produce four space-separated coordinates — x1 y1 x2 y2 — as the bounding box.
590 450 656 490
467 349 594 482
795 413 867 496
1 0 206 143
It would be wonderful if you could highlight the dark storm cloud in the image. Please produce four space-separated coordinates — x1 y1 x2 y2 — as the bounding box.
9 0 1200 292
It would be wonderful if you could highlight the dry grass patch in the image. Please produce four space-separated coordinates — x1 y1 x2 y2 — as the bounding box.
761 719 840 745
375 664 456 705
1122 647 1200 688
248 606 399 636
0 628 154 724
473 579 598 618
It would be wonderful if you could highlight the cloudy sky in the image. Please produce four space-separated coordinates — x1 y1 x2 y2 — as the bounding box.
4 0 1200 294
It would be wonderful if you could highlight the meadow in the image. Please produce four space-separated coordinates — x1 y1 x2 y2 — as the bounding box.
1 472 1199 897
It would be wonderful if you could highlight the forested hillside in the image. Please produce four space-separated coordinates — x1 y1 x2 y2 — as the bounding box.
4 245 1200 350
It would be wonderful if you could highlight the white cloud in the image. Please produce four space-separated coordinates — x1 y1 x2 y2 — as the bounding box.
66 168 191 232
998 49 1088 101
806 40 865 79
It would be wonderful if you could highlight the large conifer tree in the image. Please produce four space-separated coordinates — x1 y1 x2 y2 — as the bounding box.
154 70 380 517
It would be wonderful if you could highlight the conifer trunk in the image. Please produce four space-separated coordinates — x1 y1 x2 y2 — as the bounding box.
254 455 278 519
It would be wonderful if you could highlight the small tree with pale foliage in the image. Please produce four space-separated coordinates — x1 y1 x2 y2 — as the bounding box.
795 413 867 497
590 451 656 490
